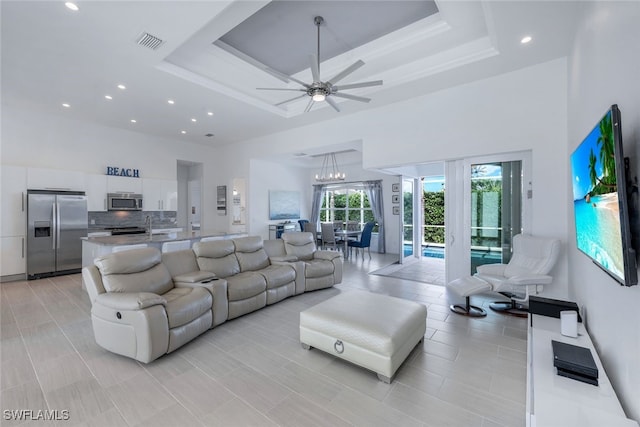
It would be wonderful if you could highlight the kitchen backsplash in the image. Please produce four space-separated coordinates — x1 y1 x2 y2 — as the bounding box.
88 210 177 230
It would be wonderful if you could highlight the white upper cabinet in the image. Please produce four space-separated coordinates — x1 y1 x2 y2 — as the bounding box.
27 167 84 191
85 174 108 211
143 178 177 211
1 165 27 236
106 175 143 194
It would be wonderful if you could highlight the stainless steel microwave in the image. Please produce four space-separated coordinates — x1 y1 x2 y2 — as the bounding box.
107 193 143 211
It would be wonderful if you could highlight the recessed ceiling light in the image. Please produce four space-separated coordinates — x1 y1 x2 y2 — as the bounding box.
521 36 532 44
191 118 197 122
117 84 126 90
65 2 79 11
130 119 136 123
207 112 214 116
167 99 175 105
104 95 112 100
181 130 187 134
62 103 70 108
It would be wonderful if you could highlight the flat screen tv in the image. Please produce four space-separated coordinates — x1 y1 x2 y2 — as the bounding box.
570 104 637 286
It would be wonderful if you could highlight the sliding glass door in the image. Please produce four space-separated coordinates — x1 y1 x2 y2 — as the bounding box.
445 151 531 282
400 177 420 264
470 161 522 274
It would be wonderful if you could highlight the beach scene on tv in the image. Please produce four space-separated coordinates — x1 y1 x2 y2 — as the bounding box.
571 110 624 281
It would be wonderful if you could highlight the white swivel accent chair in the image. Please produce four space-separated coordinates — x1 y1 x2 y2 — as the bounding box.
447 234 561 317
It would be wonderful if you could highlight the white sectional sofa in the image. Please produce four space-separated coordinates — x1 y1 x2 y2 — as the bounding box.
82 233 342 363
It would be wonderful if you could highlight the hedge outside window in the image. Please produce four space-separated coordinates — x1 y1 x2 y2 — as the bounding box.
319 186 377 231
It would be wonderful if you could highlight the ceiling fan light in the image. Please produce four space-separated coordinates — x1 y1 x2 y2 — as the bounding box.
312 92 326 102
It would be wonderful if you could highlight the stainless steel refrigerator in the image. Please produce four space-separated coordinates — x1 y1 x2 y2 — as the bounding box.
27 190 87 279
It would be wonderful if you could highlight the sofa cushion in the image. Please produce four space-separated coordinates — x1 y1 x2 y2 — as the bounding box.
193 240 240 278
161 249 200 278
234 236 270 272
304 259 335 278
94 248 174 295
282 232 316 261
258 264 296 289
263 239 286 258
163 287 212 329
226 272 266 301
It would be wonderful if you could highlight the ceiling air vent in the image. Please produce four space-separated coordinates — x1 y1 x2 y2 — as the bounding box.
205 133 214 137
136 32 165 50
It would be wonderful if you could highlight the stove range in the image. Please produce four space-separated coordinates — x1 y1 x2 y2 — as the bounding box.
105 226 147 235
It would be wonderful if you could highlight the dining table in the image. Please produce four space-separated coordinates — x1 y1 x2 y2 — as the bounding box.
334 229 361 259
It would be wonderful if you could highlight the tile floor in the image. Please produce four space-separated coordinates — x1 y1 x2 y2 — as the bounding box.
0 253 527 426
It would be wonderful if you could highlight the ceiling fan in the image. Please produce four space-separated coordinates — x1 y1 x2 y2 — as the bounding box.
257 16 383 112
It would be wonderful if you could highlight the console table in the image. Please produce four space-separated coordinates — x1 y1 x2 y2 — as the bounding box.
527 314 637 426
269 222 297 239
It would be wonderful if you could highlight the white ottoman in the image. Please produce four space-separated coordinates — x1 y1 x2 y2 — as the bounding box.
446 276 492 317
300 290 427 383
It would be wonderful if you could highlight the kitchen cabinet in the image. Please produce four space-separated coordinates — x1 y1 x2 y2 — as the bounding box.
106 175 142 194
27 167 84 191
0 236 25 276
85 174 108 211
143 179 177 211
1 165 27 236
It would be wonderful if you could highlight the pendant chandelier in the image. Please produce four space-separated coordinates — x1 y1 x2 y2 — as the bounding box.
315 152 346 182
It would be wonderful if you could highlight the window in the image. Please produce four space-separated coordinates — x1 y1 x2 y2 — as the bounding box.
319 185 375 230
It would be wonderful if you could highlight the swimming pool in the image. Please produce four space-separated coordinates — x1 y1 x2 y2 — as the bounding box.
404 244 503 265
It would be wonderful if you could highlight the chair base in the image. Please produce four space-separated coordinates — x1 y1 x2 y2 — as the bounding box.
489 300 528 318
450 296 487 317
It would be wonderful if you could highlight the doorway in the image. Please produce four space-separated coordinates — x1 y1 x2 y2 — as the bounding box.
177 161 203 232
446 151 531 283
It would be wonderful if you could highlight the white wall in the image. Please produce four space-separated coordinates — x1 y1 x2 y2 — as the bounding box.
224 58 569 289
567 1 640 420
1 106 223 230
248 158 311 240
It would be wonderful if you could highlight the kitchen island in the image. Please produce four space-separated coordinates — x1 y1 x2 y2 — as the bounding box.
82 230 247 269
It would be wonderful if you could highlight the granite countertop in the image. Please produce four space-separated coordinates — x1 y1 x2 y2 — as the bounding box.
82 230 244 246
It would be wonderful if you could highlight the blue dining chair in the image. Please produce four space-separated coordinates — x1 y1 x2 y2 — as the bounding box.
298 219 309 231
348 221 375 259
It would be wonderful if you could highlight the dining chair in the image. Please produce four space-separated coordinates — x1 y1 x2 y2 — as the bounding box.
345 221 360 242
347 221 375 259
321 222 340 251
298 219 309 231
303 222 321 246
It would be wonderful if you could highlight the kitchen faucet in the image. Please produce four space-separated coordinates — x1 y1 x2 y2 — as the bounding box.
145 215 152 239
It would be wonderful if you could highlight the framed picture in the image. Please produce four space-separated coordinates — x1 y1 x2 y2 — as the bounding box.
393 206 400 215
392 183 400 192
392 194 400 204
269 190 300 220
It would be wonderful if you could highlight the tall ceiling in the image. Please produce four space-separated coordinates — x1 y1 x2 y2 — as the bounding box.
1 1 584 149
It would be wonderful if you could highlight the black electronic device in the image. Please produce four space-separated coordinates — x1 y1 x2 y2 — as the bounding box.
529 296 582 322
552 340 598 386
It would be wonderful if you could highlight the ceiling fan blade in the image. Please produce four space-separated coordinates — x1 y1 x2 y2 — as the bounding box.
256 87 306 92
256 87 307 92
310 54 320 82
304 98 315 113
325 96 341 112
275 94 308 106
263 67 311 89
333 80 383 91
327 60 365 85
332 92 371 103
